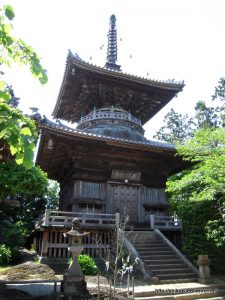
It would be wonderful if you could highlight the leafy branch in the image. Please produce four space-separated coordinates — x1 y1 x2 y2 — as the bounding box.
0 3 48 168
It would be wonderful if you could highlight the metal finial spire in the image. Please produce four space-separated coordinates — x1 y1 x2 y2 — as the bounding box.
105 15 121 71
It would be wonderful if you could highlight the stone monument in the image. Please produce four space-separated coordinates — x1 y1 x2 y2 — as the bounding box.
197 255 211 283
62 218 90 300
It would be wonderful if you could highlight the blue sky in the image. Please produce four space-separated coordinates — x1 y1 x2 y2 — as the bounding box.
4 0 225 139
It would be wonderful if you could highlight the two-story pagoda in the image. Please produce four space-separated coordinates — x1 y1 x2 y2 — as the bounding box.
34 16 199 282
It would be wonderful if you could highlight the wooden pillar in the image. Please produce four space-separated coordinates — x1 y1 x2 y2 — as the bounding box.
41 229 49 258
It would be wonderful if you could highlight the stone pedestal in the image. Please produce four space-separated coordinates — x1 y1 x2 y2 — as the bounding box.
61 245 90 299
62 273 89 300
197 255 211 284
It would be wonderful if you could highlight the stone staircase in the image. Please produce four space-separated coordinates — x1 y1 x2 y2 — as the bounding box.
131 231 198 283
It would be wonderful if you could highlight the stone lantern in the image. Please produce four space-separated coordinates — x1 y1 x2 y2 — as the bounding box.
62 218 90 299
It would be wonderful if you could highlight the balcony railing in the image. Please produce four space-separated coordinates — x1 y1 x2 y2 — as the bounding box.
40 210 118 227
78 108 142 126
150 214 182 230
37 210 182 230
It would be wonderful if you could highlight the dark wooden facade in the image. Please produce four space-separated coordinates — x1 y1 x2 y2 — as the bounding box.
37 112 186 227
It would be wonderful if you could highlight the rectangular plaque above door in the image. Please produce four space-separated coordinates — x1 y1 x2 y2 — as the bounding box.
111 169 141 182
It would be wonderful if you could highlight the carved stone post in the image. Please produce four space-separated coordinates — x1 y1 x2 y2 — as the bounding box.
150 214 155 229
197 255 211 283
115 213 120 228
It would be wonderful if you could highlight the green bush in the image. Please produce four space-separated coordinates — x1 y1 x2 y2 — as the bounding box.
170 200 225 271
0 244 12 265
78 254 97 275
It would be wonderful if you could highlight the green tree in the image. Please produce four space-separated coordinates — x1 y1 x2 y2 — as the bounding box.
212 77 225 101
153 109 194 144
45 180 60 210
154 78 225 144
167 128 225 269
194 101 219 129
0 161 60 252
0 160 48 219
0 3 47 168
0 160 49 256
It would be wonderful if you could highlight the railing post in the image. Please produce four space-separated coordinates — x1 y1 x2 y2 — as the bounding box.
166 218 169 228
82 213 85 224
150 214 155 229
44 208 51 226
115 213 120 228
41 230 49 259
179 219 182 228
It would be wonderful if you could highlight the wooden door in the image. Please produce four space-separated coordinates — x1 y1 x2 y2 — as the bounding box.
112 185 138 223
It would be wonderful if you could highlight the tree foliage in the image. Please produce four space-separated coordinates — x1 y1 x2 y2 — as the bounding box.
45 180 60 210
0 160 48 222
154 78 225 144
153 109 194 144
212 77 225 101
0 161 60 253
167 128 225 268
0 103 38 168
0 5 47 85
0 3 47 168
0 160 48 199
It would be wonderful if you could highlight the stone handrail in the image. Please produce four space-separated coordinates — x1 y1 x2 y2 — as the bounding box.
155 229 199 275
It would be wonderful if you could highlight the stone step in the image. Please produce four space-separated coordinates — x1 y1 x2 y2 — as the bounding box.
156 272 197 280
130 231 199 284
137 251 172 256
137 249 173 254
134 239 161 243
147 263 187 270
152 268 193 275
141 254 177 261
135 245 165 249
134 243 168 248
134 243 163 249
141 255 178 260
136 248 171 255
145 259 183 265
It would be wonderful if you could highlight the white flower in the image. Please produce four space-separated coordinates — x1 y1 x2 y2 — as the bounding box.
134 257 139 264
129 266 133 273
105 261 109 271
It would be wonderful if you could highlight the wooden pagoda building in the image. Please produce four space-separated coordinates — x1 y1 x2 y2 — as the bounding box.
34 15 199 282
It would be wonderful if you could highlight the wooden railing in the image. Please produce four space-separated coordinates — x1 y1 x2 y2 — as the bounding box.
38 210 182 230
42 209 118 227
150 215 182 230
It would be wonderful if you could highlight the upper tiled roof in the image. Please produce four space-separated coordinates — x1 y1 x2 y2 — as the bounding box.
52 51 184 124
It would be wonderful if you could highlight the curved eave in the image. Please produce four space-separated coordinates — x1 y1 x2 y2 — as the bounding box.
67 51 184 90
37 122 176 155
52 51 185 124
35 122 188 182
